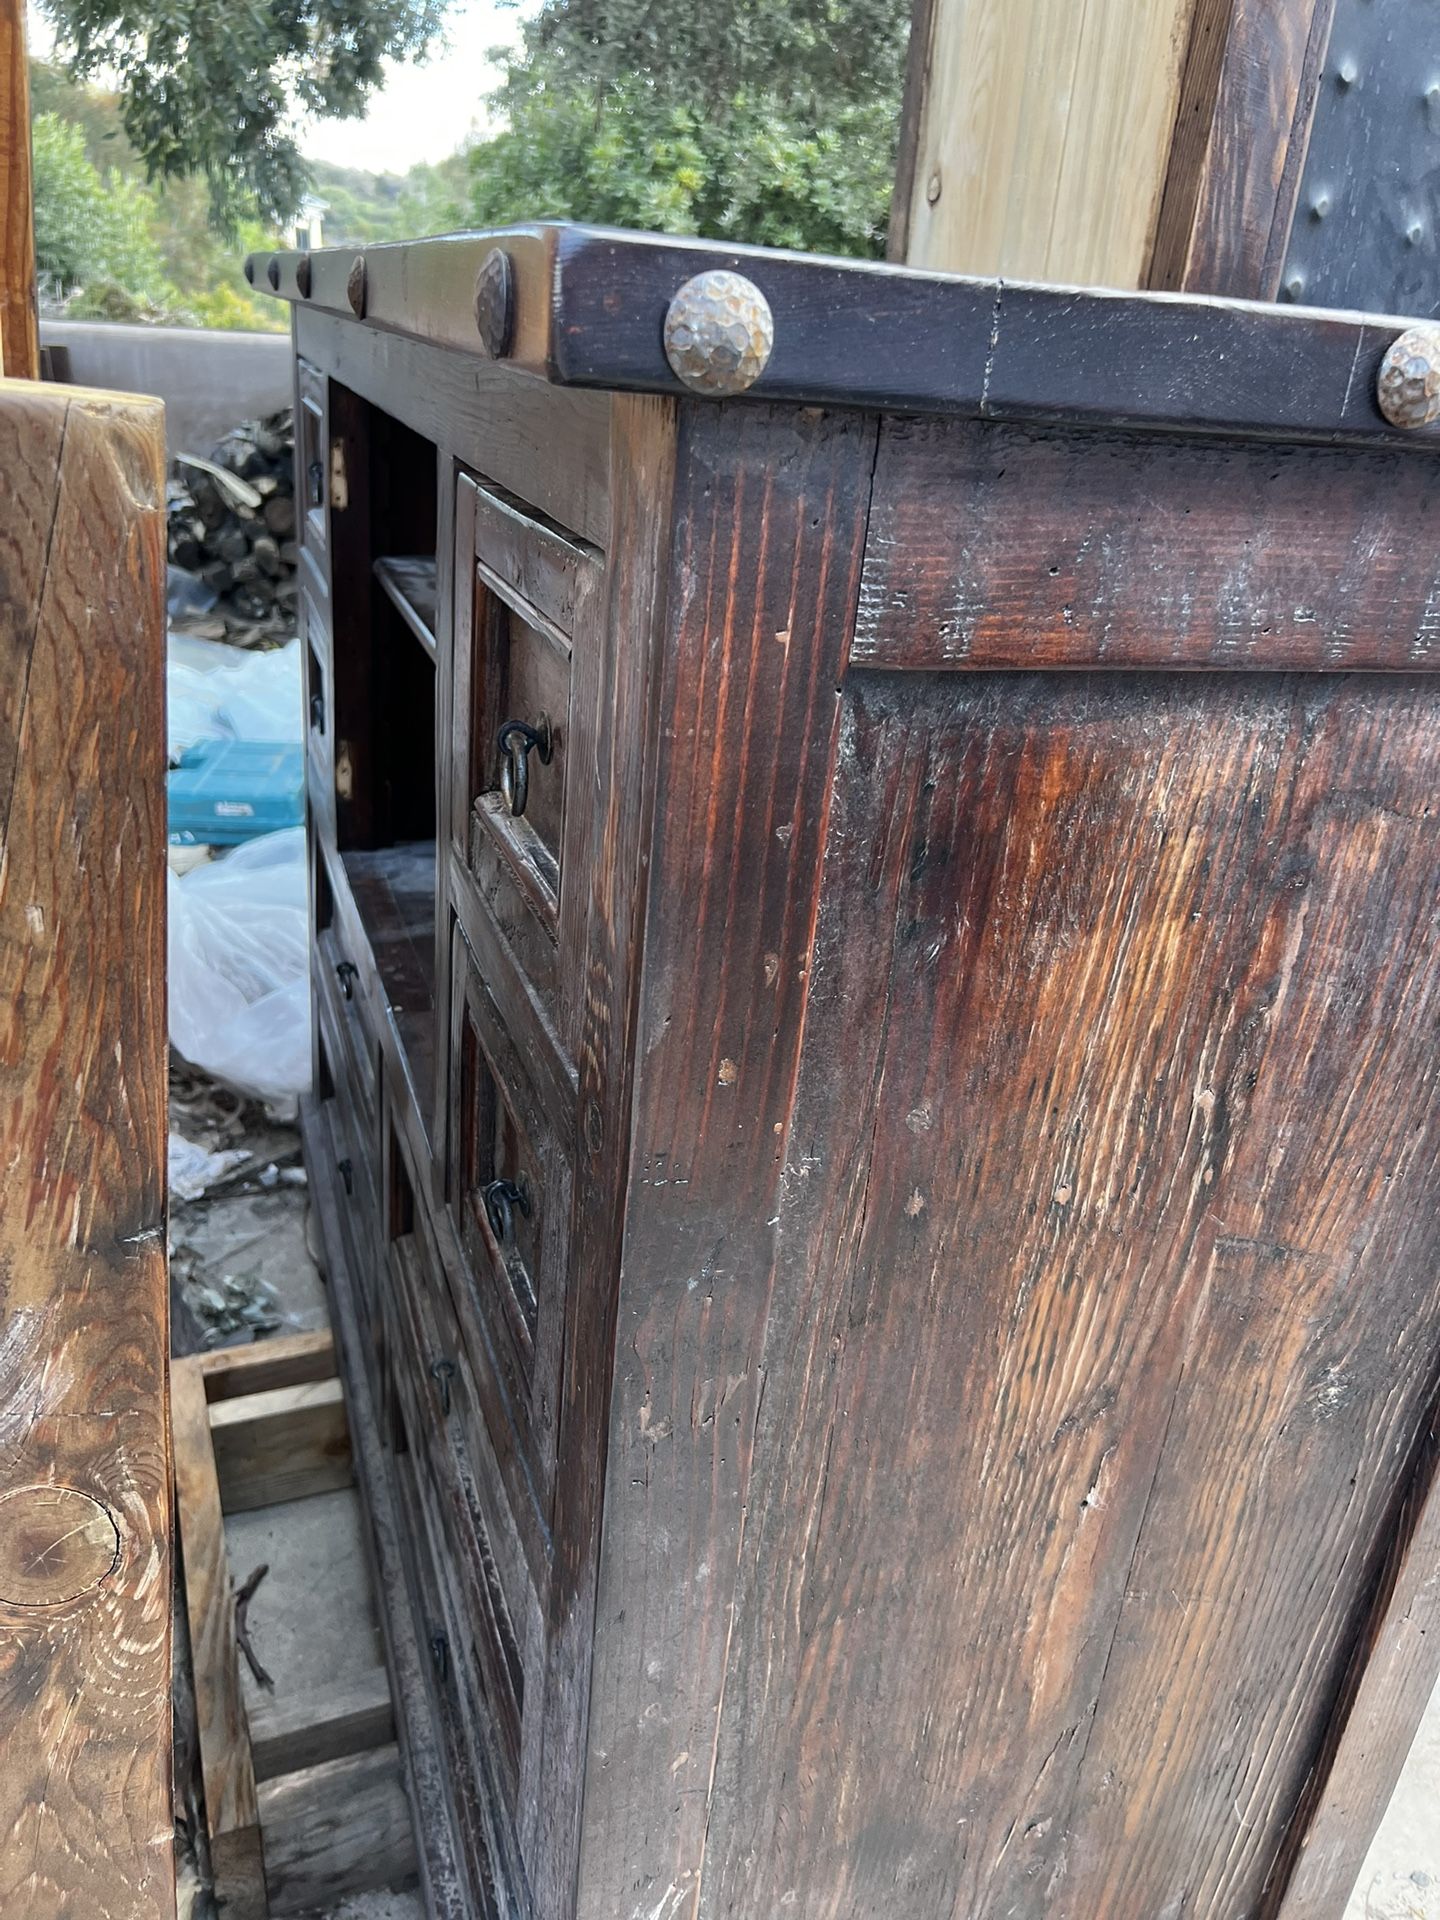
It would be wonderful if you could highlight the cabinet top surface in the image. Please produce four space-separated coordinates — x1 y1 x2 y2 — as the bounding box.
250 221 1440 451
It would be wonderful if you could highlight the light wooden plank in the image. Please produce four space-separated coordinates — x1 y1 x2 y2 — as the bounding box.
209 1378 352 1512
258 1745 417 1915
0 380 170 1917
248 1668 395 1783
174 1356 266 1919
0 0 37 377
1270 1405 1440 1920
893 0 1198 286
200 1329 336 1404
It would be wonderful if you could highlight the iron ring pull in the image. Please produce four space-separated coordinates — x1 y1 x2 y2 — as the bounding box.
335 958 358 1001
496 715 552 818
482 1176 531 1247
336 1156 353 1197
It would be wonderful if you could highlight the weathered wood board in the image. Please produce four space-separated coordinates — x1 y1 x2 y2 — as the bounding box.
0 381 170 1916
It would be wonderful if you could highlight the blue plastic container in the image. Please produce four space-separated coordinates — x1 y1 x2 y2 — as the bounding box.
168 739 305 846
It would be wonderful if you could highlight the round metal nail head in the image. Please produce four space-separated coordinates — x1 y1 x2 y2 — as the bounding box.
474 247 514 358
663 270 774 397
1377 325 1440 428
266 255 281 291
295 252 312 299
346 255 367 318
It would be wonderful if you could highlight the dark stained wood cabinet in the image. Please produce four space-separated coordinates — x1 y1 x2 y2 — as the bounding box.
252 226 1440 1920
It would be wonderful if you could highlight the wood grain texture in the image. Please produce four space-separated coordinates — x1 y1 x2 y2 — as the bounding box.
200 1330 336 1404
0 0 37 379
1149 0 1335 297
173 1358 265 1919
573 401 876 1920
256 1744 415 1916
856 414 1440 671
891 0 1197 285
0 380 170 1918
699 668 1440 1920
1268 1397 1440 1919
248 1668 395 1784
208 1379 352 1513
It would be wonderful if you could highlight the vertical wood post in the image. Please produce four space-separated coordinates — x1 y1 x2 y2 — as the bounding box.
0 380 171 1916
0 0 38 378
887 0 1336 302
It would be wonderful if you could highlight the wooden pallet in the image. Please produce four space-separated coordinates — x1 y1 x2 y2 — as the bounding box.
173 1330 415 1917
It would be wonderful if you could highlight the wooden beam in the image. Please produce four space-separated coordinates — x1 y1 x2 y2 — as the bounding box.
209 1377 352 1512
888 0 1337 301
0 0 37 377
1148 0 1335 297
1266 1400 1440 1920
248 1668 395 1783
0 379 169 1916
889 0 1200 286
200 1329 337 1404
174 1356 267 1920
256 1746 417 1916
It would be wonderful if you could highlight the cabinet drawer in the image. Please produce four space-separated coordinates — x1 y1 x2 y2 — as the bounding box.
316 923 378 1135
297 358 329 577
448 921 573 1496
451 473 601 1047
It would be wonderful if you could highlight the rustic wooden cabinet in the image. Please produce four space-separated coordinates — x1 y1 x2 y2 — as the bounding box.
252 227 1440 1920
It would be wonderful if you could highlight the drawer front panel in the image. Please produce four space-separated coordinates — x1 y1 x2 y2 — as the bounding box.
297 358 330 578
316 922 379 1135
451 472 602 1060
449 921 573 1499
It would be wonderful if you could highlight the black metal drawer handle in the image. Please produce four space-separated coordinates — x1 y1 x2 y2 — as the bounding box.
337 1156 353 1197
482 1177 531 1247
335 959 358 1000
309 690 325 732
429 1356 456 1417
307 459 324 509
429 1629 449 1684
496 715 552 819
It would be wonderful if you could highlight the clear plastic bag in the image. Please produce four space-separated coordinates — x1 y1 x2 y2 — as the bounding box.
168 826 311 1115
167 633 303 763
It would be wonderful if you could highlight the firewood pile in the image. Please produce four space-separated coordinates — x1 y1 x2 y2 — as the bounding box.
167 409 299 645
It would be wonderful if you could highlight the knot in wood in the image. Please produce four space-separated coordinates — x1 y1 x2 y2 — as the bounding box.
0 1486 119 1606
663 270 774 397
473 248 515 358
1377 325 1440 428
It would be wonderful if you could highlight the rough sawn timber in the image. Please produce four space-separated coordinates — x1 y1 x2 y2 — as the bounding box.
0 380 171 1917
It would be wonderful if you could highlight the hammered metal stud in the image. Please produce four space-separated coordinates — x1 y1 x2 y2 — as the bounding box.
346 255 367 319
1377 325 1440 428
266 255 281 291
663 270 774 397
474 247 514 358
243 255 257 285
295 252 312 299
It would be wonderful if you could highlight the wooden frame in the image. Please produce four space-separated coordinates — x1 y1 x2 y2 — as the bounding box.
173 1331 411 1918
0 0 37 377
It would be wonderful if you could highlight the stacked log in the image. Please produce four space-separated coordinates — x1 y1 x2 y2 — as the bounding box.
167 409 299 643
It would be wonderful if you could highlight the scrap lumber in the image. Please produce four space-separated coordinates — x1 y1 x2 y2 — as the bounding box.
173 1356 267 1919
208 1377 352 1512
248 1668 395 1783
0 379 170 1916
256 1746 416 1916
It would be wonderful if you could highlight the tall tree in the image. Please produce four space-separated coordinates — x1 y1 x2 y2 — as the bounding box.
37 0 446 226
468 0 909 258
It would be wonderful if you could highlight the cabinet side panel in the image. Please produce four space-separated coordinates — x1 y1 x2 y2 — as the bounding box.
574 402 876 1920
704 669 1440 1920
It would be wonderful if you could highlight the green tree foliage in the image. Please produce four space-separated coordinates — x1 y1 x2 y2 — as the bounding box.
30 61 286 327
31 111 178 316
467 0 909 257
37 0 447 227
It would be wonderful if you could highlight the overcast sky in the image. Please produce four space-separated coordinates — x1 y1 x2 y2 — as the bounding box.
298 0 536 175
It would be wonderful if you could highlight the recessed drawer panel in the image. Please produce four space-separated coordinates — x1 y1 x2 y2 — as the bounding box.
451 473 601 1051
448 921 572 1496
